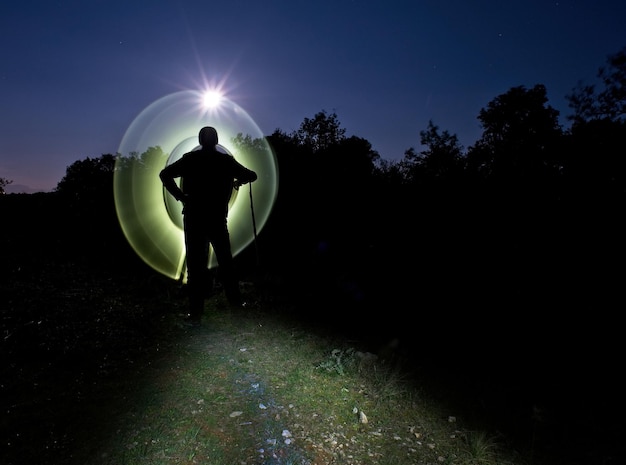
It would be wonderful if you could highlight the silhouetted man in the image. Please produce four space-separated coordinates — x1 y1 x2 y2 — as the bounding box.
160 126 257 326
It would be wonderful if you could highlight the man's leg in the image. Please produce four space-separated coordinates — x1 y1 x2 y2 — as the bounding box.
184 216 209 323
210 224 243 306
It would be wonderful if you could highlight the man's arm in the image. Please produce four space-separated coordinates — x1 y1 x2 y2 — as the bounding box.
233 160 258 187
159 166 186 202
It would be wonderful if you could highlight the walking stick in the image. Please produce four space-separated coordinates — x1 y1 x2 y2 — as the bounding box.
249 182 259 269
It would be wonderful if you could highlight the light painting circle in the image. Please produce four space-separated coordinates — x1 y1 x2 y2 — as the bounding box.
114 90 279 282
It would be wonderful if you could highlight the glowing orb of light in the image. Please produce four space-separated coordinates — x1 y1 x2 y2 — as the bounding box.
202 90 222 108
114 90 279 283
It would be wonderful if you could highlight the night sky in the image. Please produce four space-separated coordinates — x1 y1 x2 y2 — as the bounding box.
1 0 625 192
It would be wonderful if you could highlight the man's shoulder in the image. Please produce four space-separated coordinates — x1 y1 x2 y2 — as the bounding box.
184 147 233 157
179 148 237 168
177 149 208 164
182 149 203 158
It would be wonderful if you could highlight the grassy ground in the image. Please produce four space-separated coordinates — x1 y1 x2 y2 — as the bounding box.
86 301 514 465
4 250 619 465
2 260 524 465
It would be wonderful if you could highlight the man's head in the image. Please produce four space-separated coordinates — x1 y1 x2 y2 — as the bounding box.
199 126 218 147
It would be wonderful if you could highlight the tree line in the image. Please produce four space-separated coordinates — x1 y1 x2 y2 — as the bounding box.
3 47 624 337
257 47 625 317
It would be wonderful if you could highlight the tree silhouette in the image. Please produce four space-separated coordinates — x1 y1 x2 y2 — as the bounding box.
466 84 562 188
400 120 465 185
567 46 626 126
292 110 346 152
114 146 168 176
0 176 12 195
259 112 385 308
54 154 124 261
56 154 117 200
563 47 626 201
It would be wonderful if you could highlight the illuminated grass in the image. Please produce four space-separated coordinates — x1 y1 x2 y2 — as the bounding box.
81 298 522 465
3 262 526 465
464 430 500 464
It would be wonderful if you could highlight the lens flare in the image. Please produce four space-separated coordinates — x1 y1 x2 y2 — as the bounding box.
203 90 222 108
114 90 279 282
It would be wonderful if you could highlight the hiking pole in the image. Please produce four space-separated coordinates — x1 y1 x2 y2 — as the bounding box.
249 181 259 269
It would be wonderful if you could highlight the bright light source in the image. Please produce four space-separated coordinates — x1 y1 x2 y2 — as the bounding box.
202 90 222 109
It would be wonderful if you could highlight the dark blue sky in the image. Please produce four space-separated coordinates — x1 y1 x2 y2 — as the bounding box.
1 1 625 192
